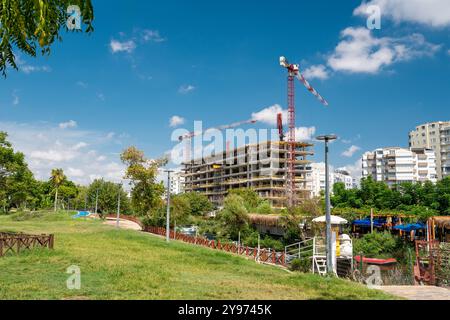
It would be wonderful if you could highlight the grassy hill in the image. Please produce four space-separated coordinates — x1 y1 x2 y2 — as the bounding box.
0 211 395 300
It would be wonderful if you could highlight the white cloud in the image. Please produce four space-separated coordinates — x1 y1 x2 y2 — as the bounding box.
67 167 85 178
354 0 450 27
302 64 329 80
106 132 115 139
169 115 185 127
327 27 440 74
97 92 105 101
141 29 166 43
30 149 77 162
251 104 287 126
15 54 51 74
342 145 361 157
110 39 136 53
295 126 316 141
12 90 19 106
0 121 128 185
178 85 196 94
340 158 363 186
72 142 88 150
76 81 88 88
59 120 77 129
21 65 51 74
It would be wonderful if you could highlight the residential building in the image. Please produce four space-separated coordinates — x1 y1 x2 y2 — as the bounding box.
169 169 185 195
182 141 313 209
409 121 450 180
306 163 355 197
159 168 185 198
362 147 437 186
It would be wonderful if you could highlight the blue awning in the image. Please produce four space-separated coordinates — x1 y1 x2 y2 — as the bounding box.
353 218 384 228
393 223 426 232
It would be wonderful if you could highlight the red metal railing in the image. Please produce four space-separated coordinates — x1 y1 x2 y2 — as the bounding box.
143 226 286 267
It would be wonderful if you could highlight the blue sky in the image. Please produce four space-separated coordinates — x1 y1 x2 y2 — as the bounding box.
0 0 449 184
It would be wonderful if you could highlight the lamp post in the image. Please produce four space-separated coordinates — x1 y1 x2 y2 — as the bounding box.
165 170 174 243
316 134 338 275
116 182 122 228
94 188 99 216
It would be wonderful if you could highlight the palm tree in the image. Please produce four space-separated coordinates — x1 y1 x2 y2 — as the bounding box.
50 169 65 212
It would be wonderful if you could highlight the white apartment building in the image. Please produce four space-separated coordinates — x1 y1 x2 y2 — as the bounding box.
159 168 185 197
169 169 185 195
409 121 450 180
362 147 437 186
306 163 355 197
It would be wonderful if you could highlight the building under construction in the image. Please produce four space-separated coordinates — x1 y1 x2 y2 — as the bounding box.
182 141 313 209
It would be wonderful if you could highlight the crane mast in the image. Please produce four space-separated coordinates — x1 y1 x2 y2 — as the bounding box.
280 56 329 207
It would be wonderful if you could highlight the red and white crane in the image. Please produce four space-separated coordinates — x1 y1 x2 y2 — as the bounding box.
179 118 257 163
279 56 329 207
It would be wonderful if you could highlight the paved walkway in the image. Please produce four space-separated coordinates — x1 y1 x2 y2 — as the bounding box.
374 285 450 300
103 217 142 231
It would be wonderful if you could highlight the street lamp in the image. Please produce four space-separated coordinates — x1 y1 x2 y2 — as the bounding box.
316 134 338 275
164 170 174 243
116 182 122 228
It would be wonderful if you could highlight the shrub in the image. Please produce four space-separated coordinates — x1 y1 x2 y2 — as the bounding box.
353 231 397 258
256 201 272 215
290 258 312 273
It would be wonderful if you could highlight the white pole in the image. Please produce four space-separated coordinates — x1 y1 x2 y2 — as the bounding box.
370 208 374 234
95 188 99 216
165 170 173 243
116 183 121 228
257 234 261 263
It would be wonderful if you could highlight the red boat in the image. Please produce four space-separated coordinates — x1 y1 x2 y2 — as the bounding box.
354 256 397 265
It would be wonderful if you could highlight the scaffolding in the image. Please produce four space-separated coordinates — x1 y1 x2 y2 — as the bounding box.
182 141 313 208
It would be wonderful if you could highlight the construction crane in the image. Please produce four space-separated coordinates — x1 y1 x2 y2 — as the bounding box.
178 118 257 163
279 56 329 207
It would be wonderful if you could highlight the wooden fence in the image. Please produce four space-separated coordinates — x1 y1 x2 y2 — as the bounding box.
0 232 54 257
144 226 286 267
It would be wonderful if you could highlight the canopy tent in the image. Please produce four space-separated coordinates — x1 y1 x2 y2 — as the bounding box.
312 215 348 225
393 223 426 232
352 218 384 228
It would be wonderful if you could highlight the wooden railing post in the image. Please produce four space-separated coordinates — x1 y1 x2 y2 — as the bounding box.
49 234 54 249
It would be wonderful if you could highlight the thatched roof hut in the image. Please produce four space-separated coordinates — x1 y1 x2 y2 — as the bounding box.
430 216 450 229
248 214 281 227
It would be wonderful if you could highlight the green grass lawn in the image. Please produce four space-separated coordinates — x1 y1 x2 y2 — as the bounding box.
0 211 396 300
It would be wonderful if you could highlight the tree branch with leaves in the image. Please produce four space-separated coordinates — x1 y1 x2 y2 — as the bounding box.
0 0 94 76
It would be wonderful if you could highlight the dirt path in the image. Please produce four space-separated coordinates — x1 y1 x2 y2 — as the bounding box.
103 217 142 231
374 285 450 300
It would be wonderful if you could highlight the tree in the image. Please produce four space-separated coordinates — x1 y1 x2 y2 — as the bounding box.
217 194 249 239
0 131 37 212
86 179 130 217
179 192 213 216
170 194 191 227
228 188 263 212
0 0 94 76
120 146 166 216
50 168 65 211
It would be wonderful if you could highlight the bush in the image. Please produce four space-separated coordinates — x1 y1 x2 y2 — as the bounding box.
290 258 312 273
256 201 272 215
353 231 397 258
10 211 44 221
242 232 284 251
